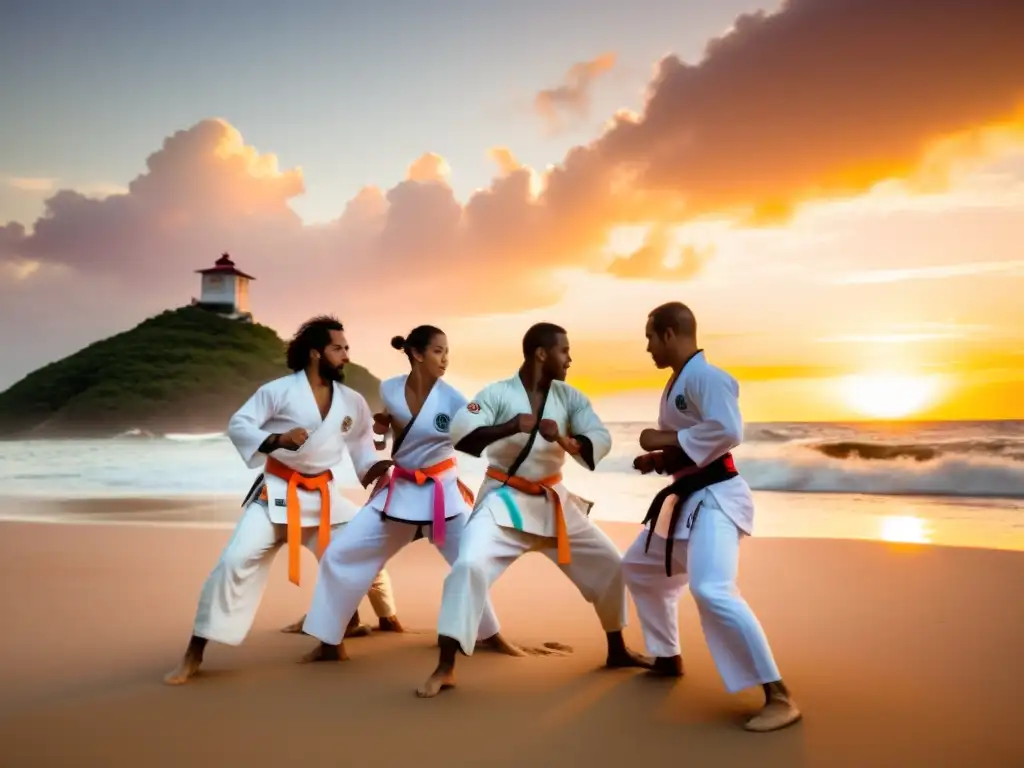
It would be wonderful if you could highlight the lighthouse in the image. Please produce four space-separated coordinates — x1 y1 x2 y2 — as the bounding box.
193 253 255 322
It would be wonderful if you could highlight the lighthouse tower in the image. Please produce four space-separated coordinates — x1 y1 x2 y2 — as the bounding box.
193 253 255 322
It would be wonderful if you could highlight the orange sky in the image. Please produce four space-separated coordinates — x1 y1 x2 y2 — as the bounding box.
2 0 1023 422
398 153 1024 422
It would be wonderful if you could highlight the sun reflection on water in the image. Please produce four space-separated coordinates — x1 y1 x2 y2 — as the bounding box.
879 515 932 544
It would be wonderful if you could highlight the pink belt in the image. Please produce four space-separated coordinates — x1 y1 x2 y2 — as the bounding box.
379 457 474 547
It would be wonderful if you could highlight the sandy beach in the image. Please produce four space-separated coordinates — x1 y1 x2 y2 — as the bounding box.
1 497 1022 768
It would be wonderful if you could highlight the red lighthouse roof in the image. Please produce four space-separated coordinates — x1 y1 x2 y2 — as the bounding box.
195 253 255 280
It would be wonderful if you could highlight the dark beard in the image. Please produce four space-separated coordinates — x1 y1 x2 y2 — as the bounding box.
319 357 345 383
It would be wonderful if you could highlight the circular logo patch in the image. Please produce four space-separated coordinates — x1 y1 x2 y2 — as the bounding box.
466 401 481 414
341 415 353 432
674 394 687 412
434 413 451 433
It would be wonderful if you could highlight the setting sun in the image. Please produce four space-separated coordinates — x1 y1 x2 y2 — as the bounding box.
840 373 942 420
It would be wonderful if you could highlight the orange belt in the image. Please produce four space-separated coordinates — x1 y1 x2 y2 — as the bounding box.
260 456 332 587
485 467 570 565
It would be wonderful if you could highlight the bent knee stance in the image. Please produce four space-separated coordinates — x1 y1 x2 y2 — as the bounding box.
621 555 645 587
214 542 267 585
449 554 490 592
321 540 351 577
690 577 741 616
323 539 389 593
194 551 270 646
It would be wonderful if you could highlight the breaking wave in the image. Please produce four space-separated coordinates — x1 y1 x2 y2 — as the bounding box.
600 426 1024 500
162 432 227 442
808 438 1024 463
110 424 1024 500
736 442 1024 499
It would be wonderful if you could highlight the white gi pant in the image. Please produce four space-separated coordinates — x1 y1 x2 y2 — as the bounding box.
303 504 502 645
193 501 395 646
622 494 780 693
437 509 628 655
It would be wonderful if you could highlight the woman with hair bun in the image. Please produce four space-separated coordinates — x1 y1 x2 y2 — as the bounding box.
299 325 539 661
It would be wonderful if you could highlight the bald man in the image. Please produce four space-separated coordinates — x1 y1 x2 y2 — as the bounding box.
621 301 801 733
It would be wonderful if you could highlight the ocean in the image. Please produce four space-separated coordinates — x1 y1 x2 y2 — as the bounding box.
2 420 1023 551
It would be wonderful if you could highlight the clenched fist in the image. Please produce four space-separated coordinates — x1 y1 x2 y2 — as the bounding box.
278 427 309 450
538 419 560 442
515 413 537 434
372 412 392 435
639 428 669 452
558 436 581 455
633 452 663 475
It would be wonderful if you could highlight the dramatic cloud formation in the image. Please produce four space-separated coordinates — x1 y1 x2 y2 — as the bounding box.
534 52 618 133
2 0 1024 385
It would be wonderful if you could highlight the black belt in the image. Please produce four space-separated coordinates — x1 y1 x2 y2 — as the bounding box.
642 452 738 576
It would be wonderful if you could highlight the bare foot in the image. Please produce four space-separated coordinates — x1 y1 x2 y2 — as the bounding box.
341 609 374 638
647 654 685 677
378 615 405 632
164 653 202 685
744 696 802 732
475 633 528 657
606 648 655 670
345 623 373 638
280 614 306 634
297 642 349 664
416 666 456 698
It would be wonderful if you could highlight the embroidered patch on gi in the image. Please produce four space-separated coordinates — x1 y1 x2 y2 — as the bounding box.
341 415 353 432
466 401 481 414
275 498 286 507
434 413 451 432
674 394 687 412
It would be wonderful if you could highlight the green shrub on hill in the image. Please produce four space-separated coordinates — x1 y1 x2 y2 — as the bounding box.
0 307 382 438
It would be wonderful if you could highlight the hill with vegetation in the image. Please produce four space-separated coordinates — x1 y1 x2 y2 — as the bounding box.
0 307 382 438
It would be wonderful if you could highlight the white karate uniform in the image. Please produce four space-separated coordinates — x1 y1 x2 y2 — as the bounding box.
436 373 628 656
621 352 781 693
192 372 395 646
302 375 502 646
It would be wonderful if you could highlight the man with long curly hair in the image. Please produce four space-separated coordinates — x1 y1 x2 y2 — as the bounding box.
164 315 401 685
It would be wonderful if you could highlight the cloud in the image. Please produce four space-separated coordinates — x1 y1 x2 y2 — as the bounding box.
600 0 1024 218
606 223 715 280
534 52 617 133
3 175 132 204
834 259 1024 285
0 222 25 256
3 0 1024 386
487 146 525 176
405 153 451 184
816 333 968 345
4 177 58 193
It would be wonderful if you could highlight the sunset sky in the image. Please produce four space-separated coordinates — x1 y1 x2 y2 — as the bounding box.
2 0 1023 422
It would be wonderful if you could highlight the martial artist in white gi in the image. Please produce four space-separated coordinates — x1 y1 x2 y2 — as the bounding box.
298 325 533 663
164 316 400 685
417 322 652 698
621 301 801 732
